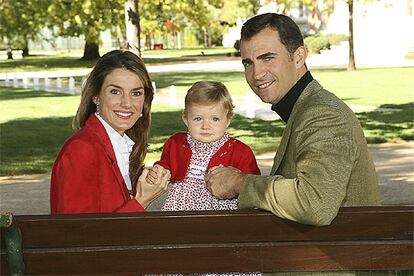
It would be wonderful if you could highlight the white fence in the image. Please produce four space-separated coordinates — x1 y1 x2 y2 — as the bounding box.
0 70 91 94
0 72 278 121
1 75 82 94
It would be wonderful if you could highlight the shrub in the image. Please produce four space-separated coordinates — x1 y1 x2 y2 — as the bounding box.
304 34 348 54
305 35 330 54
327 34 348 45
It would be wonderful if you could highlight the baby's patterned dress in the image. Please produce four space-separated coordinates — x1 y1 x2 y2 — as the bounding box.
161 132 261 276
162 132 237 211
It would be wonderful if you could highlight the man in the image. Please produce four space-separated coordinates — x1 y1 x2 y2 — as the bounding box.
205 13 380 226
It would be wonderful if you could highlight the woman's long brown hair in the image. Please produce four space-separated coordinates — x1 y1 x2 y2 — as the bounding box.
73 50 154 188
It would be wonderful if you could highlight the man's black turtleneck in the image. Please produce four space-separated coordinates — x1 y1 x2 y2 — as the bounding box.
271 71 313 123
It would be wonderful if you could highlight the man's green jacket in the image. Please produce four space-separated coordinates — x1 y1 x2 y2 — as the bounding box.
239 80 381 226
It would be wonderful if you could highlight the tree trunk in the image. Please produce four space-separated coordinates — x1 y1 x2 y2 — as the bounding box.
81 42 100 60
203 30 208 47
145 34 152 50
22 46 29 57
207 27 212 47
22 38 29 57
7 47 13 59
117 26 128 50
6 38 13 59
348 0 356 71
125 0 141 56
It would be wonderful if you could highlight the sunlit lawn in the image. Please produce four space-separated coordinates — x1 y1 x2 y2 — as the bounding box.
151 67 414 106
0 66 413 175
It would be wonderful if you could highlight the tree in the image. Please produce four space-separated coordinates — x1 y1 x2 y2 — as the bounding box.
138 0 227 49
347 0 356 70
47 0 124 60
125 0 141 55
0 0 50 59
238 0 261 15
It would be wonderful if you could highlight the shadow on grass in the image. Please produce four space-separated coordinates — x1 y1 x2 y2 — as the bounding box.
340 97 360 101
2 103 411 175
357 102 414 143
0 54 232 72
0 87 72 101
0 116 75 176
0 56 97 72
151 71 245 89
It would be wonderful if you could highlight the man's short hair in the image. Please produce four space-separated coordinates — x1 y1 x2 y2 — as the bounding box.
241 13 304 56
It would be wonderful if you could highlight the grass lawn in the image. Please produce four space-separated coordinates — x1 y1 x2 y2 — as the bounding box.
1 67 413 175
0 47 236 73
152 67 414 106
0 87 284 175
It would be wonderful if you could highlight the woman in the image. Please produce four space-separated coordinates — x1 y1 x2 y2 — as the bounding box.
50 50 169 214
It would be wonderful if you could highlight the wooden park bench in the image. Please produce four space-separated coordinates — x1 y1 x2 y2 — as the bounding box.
1 206 413 275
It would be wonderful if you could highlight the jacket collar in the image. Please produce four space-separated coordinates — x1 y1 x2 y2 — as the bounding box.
84 115 117 162
83 115 129 198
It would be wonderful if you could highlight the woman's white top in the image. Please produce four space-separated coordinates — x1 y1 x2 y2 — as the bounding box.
95 113 135 193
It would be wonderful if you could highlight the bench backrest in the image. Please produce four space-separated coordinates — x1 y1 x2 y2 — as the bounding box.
1 206 413 275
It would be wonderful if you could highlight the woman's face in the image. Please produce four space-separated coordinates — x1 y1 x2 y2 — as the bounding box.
94 68 145 136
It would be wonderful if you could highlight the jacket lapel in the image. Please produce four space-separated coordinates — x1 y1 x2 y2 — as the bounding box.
270 80 319 175
85 116 129 199
270 120 292 175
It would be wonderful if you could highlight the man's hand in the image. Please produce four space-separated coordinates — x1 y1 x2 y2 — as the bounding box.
205 166 247 199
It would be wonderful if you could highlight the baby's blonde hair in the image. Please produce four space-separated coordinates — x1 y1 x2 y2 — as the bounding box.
184 81 234 118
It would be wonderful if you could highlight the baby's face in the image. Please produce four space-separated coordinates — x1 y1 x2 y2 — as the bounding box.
183 103 231 143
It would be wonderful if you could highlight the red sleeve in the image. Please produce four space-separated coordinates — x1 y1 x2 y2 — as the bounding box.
154 136 173 171
50 139 144 214
234 142 261 175
51 139 101 214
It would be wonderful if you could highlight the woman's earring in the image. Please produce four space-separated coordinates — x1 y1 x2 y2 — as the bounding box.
139 113 143 118
96 102 100 115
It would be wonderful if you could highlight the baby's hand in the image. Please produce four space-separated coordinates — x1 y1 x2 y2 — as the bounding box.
146 164 168 185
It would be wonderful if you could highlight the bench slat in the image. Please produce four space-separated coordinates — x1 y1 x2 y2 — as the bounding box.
2 207 412 248
1 206 413 274
6 241 412 274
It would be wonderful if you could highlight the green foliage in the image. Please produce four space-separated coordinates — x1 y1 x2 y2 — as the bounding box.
304 35 330 54
139 0 223 36
304 34 347 54
0 0 50 54
139 0 259 48
326 33 348 45
47 0 124 45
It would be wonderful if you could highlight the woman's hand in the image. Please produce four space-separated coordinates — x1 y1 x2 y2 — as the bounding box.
135 166 170 209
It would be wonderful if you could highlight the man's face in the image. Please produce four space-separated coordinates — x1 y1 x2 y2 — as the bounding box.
241 27 301 105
